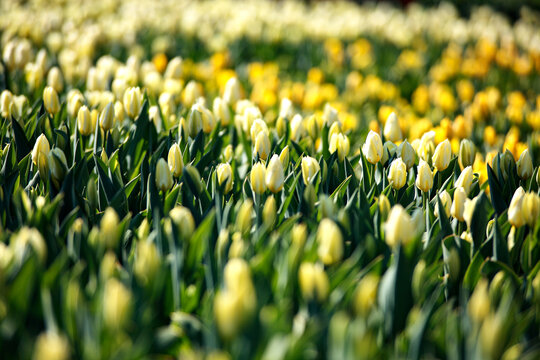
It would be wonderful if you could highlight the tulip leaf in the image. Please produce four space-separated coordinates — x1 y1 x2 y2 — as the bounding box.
492 216 509 264
10 117 32 161
487 164 507 215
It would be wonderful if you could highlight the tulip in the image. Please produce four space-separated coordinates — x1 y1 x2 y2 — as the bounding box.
354 274 379 316
290 114 305 141
279 145 290 169
384 205 415 247
316 219 343 265
302 156 320 185
298 262 329 302
463 195 479 229
156 158 173 192
99 102 115 131
123 87 142 118
47 148 68 185
164 56 183 79
223 77 242 106
217 163 233 193
77 106 93 136
182 81 202 108
33 332 70 360
213 96 231 125
158 92 175 119
388 158 407 189
279 97 293 119
187 106 203 137
167 143 184 178
329 133 350 161
254 130 270 161
416 160 433 193
134 240 161 286
100 207 120 249
12 95 28 121
47 66 63 92
250 162 266 194
32 134 50 167
432 139 452 171
383 112 402 142
236 200 253 236
451 187 467 221
193 102 215 134
323 103 339 127
455 166 474 195
223 144 234 163
508 187 526 228
67 90 84 118
417 131 435 162
43 86 60 115
522 192 540 227
398 140 416 169
516 149 533 180
1 90 13 118
114 101 125 124
434 190 452 218
468 278 490 323
378 194 391 220
263 196 277 227
103 278 132 330
362 130 383 164
458 139 475 170
170 206 195 239
266 154 284 193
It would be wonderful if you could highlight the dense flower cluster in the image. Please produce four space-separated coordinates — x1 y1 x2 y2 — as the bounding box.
0 1 540 359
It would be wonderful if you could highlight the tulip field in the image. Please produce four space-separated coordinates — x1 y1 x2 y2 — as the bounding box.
1 0 540 359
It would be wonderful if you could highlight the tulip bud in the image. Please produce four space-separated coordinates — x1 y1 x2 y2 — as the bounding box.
279 146 290 169
187 106 203 137
399 140 416 169
329 133 350 161
276 116 287 138
263 196 277 227
47 66 63 93
123 87 142 118
279 98 294 119
468 278 490 323
47 148 67 185
193 102 215 134
32 134 50 174
265 154 284 193
383 112 402 142
434 190 452 218
236 200 253 236
354 274 379 316
182 81 202 108
292 223 307 247
77 106 93 136
416 160 433 193
217 163 233 193
323 103 339 127
1 90 13 118
455 166 474 195
516 149 533 180
290 114 305 141
167 143 184 177
100 207 120 249
164 56 183 79
458 139 475 170
388 158 407 189
384 205 415 247
451 187 467 221
134 240 161 286
378 194 391 220
317 219 343 265
254 130 271 161
170 206 195 239
12 95 28 121
213 96 231 125
250 162 266 194
222 144 234 163
156 158 173 192
432 139 452 171
298 262 329 302
99 102 115 131
223 77 242 106
522 192 540 227
301 156 320 185
33 331 70 360
25 62 43 90
103 278 132 330
67 90 84 118
362 130 383 164
43 86 60 115
463 195 479 230
508 187 526 228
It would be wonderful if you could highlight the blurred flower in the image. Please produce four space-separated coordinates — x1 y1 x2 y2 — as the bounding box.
317 218 343 265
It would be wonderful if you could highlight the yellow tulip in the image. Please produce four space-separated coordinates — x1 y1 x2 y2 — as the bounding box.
250 162 266 194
